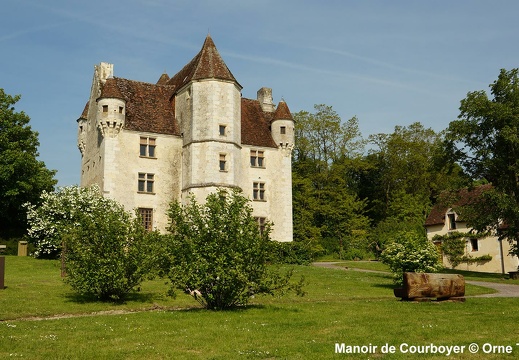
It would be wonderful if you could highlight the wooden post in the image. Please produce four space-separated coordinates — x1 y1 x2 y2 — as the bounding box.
0 256 5 290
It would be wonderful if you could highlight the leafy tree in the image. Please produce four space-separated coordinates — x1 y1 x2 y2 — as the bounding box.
363 122 465 252
380 231 443 285
292 105 370 257
0 89 56 235
26 185 157 301
162 189 304 310
445 68 519 263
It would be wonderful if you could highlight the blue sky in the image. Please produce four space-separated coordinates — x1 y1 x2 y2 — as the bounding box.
2 0 519 186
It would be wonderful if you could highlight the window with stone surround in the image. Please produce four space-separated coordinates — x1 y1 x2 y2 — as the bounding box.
219 124 227 136
219 153 227 171
140 137 156 158
254 217 267 235
280 126 286 134
138 173 155 193
138 208 153 231
253 182 265 201
250 150 265 168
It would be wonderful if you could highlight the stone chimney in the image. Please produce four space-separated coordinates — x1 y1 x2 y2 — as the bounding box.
257 87 275 112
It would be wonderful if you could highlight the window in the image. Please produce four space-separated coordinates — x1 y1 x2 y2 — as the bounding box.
119 106 124 114
447 213 456 230
138 173 154 193
280 126 286 135
102 105 108 113
140 137 156 158
253 182 265 201
470 238 479 252
255 217 267 235
138 208 153 231
219 153 227 171
250 150 265 168
219 125 226 136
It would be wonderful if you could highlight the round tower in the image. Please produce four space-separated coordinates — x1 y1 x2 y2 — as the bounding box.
271 100 295 150
96 78 126 138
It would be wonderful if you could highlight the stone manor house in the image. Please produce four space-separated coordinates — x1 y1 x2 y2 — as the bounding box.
76 35 294 242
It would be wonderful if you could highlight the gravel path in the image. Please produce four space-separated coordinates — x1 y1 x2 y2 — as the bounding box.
312 262 519 298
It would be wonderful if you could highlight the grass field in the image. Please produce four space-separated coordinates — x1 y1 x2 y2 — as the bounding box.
1 256 519 359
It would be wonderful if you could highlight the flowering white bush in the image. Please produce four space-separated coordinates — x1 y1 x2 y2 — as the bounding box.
26 185 158 300
25 185 107 258
380 231 443 285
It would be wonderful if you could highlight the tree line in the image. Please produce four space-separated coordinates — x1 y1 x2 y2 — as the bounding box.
3 68 519 267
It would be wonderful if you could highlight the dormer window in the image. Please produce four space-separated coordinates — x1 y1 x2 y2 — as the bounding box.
448 213 456 230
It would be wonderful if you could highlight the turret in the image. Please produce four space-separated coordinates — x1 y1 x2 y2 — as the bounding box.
96 78 125 137
271 100 295 153
76 102 88 156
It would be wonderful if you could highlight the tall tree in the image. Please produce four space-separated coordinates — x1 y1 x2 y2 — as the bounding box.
292 104 370 257
363 122 464 250
0 89 56 235
445 68 519 262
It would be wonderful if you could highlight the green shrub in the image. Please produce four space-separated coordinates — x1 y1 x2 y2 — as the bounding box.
162 189 304 310
380 231 443 285
26 185 157 301
266 241 314 265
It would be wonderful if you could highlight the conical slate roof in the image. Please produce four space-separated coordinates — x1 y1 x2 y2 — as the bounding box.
167 35 240 91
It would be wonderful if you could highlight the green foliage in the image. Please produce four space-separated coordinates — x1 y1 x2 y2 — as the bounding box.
292 105 370 256
266 240 315 265
0 88 57 235
445 68 519 262
433 231 493 267
380 231 443 285
64 202 158 301
26 185 156 301
162 189 304 310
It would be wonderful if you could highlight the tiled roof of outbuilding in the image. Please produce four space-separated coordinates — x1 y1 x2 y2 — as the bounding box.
166 35 240 92
241 98 277 148
425 184 493 226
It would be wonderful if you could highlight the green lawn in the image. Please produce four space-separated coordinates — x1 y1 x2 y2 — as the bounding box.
2 256 519 359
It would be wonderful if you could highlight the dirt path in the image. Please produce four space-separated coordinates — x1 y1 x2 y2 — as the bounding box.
312 262 519 298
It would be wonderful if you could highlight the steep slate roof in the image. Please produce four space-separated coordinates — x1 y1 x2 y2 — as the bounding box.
166 35 241 91
425 184 493 226
100 77 179 135
241 98 277 148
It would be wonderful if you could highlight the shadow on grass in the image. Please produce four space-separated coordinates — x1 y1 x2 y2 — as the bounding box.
64 290 156 305
442 268 510 280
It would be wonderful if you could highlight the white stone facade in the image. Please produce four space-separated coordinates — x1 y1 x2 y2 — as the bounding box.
77 36 294 242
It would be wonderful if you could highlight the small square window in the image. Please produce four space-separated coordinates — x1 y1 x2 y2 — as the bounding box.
119 106 124 114
280 126 286 135
102 105 108 113
219 154 227 171
219 125 226 136
470 238 479 252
